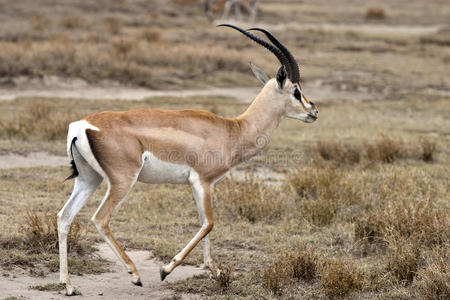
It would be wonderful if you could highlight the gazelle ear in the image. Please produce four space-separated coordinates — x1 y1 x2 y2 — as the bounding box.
250 62 270 85
276 65 287 89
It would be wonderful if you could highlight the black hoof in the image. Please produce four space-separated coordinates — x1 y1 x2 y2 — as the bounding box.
160 268 169 281
133 279 143 287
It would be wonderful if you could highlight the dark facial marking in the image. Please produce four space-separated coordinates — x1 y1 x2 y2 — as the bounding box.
294 88 302 101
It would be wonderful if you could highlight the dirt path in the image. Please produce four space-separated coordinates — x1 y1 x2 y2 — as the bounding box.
0 152 68 169
0 243 205 300
0 84 260 103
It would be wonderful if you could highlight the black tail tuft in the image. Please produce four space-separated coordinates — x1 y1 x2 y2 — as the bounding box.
65 137 79 181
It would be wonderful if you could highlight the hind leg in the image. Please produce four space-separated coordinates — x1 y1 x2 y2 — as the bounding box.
58 147 102 295
91 174 142 286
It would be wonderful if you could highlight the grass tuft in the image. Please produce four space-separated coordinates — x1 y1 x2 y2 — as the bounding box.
420 137 437 162
216 177 286 223
30 282 65 291
365 7 386 20
415 247 450 300
319 257 364 298
0 101 76 140
365 135 403 163
60 16 86 29
21 212 86 255
212 261 234 290
316 141 361 164
386 236 422 286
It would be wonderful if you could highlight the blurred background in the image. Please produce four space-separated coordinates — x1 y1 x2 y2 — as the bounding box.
0 1 448 299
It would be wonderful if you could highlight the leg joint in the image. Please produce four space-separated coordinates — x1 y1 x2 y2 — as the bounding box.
203 222 214 233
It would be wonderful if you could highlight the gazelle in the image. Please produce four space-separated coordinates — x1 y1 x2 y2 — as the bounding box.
57 24 318 295
204 0 258 22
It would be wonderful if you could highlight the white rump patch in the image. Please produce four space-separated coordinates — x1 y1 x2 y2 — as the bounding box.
66 120 106 179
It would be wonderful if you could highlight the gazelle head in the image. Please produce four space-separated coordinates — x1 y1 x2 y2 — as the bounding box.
219 24 318 123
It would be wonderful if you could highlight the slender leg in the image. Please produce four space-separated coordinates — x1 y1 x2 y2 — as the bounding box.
58 148 102 295
202 235 213 269
160 174 214 280
234 0 242 21
249 0 257 23
91 177 142 286
222 0 232 19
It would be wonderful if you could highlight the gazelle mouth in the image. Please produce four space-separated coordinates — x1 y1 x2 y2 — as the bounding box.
307 113 318 122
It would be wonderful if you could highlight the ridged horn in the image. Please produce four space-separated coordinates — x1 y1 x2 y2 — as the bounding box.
248 27 300 84
218 24 291 78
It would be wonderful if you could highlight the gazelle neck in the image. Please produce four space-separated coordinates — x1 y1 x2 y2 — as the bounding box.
232 81 285 164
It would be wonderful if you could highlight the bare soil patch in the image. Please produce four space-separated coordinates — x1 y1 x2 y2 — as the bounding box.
0 243 205 300
0 152 67 169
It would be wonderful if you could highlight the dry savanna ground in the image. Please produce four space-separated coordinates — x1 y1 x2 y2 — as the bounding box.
0 0 449 299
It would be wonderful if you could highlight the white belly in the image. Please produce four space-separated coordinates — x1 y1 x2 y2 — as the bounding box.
137 151 191 184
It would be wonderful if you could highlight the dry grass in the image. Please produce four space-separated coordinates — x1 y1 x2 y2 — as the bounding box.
21 212 86 255
415 247 450 300
319 257 364 298
0 101 76 140
261 241 318 296
355 199 449 250
212 261 234 290
365 7 387 20
315 136 438 166
316 141 361 164
30 282 66 291
420 137 437 162
0 151 448 299
0 210 107 276
215 176 286 223
386 236 422 286
289 162 361 226
365 135 404 163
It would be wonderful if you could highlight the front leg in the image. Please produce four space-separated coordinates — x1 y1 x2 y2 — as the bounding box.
160 173 214 280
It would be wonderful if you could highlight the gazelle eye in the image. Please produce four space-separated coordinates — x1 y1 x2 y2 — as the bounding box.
294 88 302 100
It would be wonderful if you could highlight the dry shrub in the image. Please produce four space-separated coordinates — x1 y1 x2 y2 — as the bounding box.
386 236 422 285
261 242 318 295
355 200 449 250
365 7 386 20
420 138 436 162
261 258 290 296
316 141 360 164
111 38 134 60
140 29 161 43
319 257 364 298
289 163 360 226
30 15 51 32
212 261 234 290
0 36 248 88
365 135 404 163
171 0 198 4
59 16 86 29
286 242 317 282
216 177 285 223
0 101 75 140
415 247 450 300
104 17 121 34
21 212 86 255
299 198 337 227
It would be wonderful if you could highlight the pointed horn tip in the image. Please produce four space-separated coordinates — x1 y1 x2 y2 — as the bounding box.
217 23 234 28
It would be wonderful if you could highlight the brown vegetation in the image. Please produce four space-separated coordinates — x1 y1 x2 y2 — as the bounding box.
0 101 76 140
365 7 387 20
319 257 364 298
